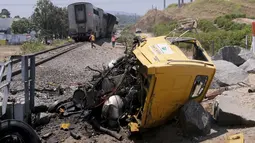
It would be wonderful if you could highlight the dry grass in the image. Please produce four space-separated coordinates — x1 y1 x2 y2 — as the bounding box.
0 45 21 62
233 18 255 24
165 0 255 20
0 45 56 62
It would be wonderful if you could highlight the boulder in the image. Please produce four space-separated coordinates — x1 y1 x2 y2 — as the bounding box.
209 78 220 89
240 59 255 73
213 91 255 127
179 100 211 137
212 46 255 66
213 60 248 87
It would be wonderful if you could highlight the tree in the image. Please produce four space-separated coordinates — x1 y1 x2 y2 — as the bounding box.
14 15 20 18
31 0 55 41
11 18 31 34
0 9 11 18
52 7 68 38
31 0 69 40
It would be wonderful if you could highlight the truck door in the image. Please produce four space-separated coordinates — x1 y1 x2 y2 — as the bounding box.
142 64 215 128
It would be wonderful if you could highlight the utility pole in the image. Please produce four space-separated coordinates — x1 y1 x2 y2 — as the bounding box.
178 0 181 8
164 0 166 9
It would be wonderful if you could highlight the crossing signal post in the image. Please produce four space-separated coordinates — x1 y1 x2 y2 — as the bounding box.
251 22 255 53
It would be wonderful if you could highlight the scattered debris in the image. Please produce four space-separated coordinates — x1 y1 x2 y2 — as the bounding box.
42 132 53 139
91 117 123 141
212 46 255 66
206 87 229 100
32 105 49 113
240 59 255 73
70 131 81 140
34 113 51 127
47 137 58 143
226 133 244 143
48 98 71 113
60 123 71 131
213 60 248 87
179 100 211 137
248 86 255 93
213 92 255 127
206 83 249 99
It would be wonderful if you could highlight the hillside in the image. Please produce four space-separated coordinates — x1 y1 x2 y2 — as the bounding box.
132 9 172 32
129 0 255 54
134 0 255 32
165 0 255 20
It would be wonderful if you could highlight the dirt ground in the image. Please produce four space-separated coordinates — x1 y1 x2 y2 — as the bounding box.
233 18 255 24
0 45 21 62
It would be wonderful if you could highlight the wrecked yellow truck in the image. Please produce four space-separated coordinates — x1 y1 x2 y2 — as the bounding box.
55 20 216 139
129 36 216 131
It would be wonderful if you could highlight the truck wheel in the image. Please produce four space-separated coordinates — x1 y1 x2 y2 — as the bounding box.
0 120 41 143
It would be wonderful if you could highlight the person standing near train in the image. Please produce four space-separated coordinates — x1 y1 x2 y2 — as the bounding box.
111 34 116 48
89 32 96 48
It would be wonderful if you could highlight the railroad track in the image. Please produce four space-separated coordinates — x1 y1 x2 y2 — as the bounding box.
1 42 85 81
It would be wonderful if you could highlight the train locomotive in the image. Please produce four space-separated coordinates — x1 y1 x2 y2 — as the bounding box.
68 2 118 42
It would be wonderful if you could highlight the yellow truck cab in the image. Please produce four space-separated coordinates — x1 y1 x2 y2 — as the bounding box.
131 36 216 130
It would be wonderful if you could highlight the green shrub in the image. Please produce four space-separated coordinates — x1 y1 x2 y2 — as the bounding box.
214 14 248 31
153 21 177 36
21 41 46 54
150 13 252 53
52 39 69 46
185 28 251 52
167 4 178 8
117 30 135 48
198 19 218 32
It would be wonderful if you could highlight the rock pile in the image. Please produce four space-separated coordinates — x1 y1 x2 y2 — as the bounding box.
212 60 248 87
212 46 255 66
211 46 255 88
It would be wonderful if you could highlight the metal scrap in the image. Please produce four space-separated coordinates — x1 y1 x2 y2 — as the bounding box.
226 133 244 143
90 117 123 141
70 131 81 140
60 123 71 130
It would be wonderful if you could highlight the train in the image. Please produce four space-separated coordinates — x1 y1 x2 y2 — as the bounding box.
68 2 118 42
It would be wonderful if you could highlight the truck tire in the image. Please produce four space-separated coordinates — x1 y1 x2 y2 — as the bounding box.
0 119 41 143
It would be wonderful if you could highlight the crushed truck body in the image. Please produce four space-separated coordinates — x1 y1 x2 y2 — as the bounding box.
50 34 216 139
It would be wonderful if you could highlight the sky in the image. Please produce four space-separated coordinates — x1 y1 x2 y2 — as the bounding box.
0 0 177 17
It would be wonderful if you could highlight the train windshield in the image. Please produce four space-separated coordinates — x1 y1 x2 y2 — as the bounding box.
75 4 86 23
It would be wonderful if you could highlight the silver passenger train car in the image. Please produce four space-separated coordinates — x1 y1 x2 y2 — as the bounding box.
68 2 118 42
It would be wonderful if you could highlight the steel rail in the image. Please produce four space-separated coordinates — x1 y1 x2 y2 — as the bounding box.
1 42 84 81
11 42 75 65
